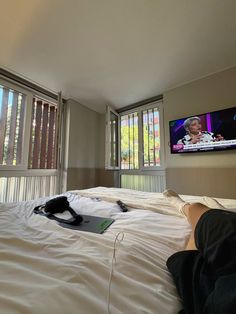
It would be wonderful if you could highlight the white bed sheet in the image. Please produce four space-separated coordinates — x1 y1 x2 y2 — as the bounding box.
1 187 236 314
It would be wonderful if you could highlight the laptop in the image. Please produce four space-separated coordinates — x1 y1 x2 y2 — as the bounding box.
59 214 115 234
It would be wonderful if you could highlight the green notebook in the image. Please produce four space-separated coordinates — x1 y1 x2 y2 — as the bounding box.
59 214 115 234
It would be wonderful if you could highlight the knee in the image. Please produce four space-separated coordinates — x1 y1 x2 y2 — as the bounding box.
187 202 209 222
190 202 209 210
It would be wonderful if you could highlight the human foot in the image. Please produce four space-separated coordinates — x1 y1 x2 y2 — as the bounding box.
163 189 189 215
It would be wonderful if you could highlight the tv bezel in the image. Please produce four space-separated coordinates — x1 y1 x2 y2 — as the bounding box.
169 106 236 154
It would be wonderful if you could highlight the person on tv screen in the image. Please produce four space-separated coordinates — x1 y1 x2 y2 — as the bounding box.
177 116 224 145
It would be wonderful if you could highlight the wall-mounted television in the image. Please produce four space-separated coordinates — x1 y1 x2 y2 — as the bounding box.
169 106 236 154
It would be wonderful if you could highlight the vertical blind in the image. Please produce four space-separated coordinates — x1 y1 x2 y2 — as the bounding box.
28 98 58 169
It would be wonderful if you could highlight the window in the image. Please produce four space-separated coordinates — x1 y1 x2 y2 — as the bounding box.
106 101 164 170
105 106 119 169
0 78 62 202
0 79 59 171
0 85 26 167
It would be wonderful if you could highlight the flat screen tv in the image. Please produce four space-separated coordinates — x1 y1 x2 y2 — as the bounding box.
169 106 236 154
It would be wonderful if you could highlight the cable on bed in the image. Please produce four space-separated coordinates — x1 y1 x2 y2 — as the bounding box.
107 231 125 314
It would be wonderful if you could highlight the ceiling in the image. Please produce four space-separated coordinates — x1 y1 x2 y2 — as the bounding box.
1 0 236 113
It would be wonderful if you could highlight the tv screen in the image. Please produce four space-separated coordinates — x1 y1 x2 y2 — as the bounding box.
169 106 236 153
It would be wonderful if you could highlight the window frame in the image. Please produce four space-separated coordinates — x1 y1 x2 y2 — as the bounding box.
120 109 140 170
105 105 120 170
0 78 33 171
0 77 60 174
105 100 165 173
139 101 165 171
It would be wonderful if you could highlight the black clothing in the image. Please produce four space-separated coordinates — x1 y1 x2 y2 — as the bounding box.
167 209 236 314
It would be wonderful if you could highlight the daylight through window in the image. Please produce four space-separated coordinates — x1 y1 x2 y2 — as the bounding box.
121 112 139 169
0 85 26 166
120 105 162 170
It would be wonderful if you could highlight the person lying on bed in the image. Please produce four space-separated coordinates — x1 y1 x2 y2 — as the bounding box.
163 190 236 314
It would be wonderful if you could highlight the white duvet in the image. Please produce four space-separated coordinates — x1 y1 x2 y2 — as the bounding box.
1 187 236 314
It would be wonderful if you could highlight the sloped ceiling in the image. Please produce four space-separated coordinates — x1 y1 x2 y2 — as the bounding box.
1 0 236 112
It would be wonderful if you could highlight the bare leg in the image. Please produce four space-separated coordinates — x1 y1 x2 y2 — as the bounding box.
163 190 211 250
182 202 209 250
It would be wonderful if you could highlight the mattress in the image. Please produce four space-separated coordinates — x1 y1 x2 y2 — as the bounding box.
1 187 236 314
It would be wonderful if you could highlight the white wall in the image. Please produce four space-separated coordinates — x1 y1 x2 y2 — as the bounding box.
164 66 236 168
64 99 116 190
66 99 103 169
163 66 236 198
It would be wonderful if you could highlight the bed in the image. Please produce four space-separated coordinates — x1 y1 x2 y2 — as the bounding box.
1 187 236 314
